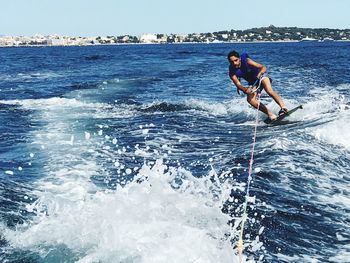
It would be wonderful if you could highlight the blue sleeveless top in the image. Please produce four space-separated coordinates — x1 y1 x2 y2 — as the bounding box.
229 53 260 85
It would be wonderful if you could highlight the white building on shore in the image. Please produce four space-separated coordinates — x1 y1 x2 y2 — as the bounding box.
140 34 157 43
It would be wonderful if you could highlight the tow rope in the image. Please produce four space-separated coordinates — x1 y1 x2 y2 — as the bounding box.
237 76 266 262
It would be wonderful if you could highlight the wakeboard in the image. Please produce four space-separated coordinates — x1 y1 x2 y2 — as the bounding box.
264 105 303 124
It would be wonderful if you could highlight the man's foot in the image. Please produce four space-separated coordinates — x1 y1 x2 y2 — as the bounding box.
268 114 277 121
278 108 288 116
264 114 277 124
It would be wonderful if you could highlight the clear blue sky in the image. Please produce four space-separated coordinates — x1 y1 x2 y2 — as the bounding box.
1 0 349 36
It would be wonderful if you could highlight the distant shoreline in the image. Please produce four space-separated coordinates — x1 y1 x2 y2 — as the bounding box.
1 26 349 47
1 39 350 49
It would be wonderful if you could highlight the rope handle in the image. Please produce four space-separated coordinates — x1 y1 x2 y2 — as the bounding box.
249 75 267 94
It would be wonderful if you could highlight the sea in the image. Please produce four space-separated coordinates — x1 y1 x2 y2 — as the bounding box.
0 41 349 263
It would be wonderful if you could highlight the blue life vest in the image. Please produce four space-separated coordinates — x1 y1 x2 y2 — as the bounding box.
229 53 260 85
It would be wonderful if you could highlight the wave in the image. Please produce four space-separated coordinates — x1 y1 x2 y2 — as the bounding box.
0 92 252 261
0 97 138 120
138 98 249 118
301 86 350 150
176 50 199 55
83 55 108 61
311 113 350 150
0 71 62 82
2 159 240 263
139 102 191 113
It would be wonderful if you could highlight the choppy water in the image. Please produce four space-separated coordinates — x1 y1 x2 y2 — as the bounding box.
0 42 349 263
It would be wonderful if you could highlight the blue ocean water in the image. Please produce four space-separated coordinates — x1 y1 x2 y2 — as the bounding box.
0 42 349 263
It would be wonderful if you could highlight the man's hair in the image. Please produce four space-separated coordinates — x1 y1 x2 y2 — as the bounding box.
227 50 240 61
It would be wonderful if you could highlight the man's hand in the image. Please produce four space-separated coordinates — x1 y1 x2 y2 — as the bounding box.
244 86 254 94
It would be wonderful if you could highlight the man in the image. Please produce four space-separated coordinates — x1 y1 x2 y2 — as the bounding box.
227 50 287 121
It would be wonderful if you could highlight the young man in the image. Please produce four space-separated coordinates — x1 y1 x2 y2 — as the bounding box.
227 50 287 121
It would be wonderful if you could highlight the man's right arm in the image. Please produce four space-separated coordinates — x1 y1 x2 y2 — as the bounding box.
230 75 248 94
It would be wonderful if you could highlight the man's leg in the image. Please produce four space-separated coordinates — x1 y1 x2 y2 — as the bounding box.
247 93 277 120
261 78 286 109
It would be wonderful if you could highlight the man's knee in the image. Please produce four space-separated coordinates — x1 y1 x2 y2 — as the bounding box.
247 98 257 107
261 81 273 93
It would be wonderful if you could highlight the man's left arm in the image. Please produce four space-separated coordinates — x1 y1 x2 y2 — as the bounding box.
247 58 266 79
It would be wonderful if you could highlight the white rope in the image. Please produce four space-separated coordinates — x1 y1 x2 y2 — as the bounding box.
237 75 266 262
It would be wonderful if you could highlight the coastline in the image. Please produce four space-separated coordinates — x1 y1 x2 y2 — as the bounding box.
2 26 349 48
1 39 349 49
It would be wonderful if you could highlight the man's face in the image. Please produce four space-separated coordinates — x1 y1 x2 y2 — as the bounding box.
229 55 241 68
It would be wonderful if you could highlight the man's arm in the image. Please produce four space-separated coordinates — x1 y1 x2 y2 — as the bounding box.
247 58 266 79
230 74 252 94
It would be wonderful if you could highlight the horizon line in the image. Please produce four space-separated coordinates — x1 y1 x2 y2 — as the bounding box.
1 25 350 38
